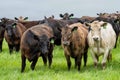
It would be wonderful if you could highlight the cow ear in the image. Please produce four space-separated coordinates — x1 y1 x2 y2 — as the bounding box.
44 16 47 19
114 19 119 24
57 27 62 32
51 15 54 19
97 13 100 16
50 37 54 44
29 30 39 41
24 17 28 20
59 14 63 18
14 17 18 20
12 23 17 28
101 22 107 29
69 13 74 17
71 26 78 32
84 22 91 27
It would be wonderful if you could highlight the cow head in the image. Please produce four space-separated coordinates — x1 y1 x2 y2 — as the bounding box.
5 21 17 38
15 16 28 21
61 24 78 46
28 30 54 54
86 21 107 42
59 13 74 20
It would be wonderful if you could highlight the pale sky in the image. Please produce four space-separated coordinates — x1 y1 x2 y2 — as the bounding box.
0 0 119 20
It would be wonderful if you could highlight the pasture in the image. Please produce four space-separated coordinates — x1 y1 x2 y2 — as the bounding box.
0 39 120 80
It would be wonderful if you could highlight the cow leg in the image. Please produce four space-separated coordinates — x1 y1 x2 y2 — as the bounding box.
48 53 53 68
31 56 38 70
0 41 3 52
48 44 53 68
21 54 26 73
8 44 13 54
95 54 99 61
15 44 20 52
83 51 88 67
77 54 82 71
65 53 71 71
90 50 98 68
114 36 118 48
107 50 112 62
41 55 47 66
74 57 77 68
101 49 109 70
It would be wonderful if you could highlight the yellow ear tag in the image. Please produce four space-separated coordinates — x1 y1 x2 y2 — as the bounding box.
117 21 119 24
50 39 54 44
13 25 16 28
103 25 106 29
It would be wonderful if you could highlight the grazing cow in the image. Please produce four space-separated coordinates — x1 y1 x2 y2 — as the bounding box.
60 23 88 71
86 21 116 69
20 24 54 72
0 21 5 52
59 13 74 20
4 21 26 54
15 16 28 22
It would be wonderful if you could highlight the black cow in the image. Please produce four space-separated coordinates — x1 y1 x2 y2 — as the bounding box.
4 21 26 54
20 24 54 72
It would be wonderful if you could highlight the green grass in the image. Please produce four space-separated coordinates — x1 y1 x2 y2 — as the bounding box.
0 39 120 80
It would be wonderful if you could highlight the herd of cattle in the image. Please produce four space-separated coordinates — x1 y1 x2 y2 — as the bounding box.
0 11 120 72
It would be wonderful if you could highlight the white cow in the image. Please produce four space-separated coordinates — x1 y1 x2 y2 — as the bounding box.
86 21 116 69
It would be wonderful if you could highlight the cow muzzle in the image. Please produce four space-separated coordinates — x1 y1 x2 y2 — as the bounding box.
42 49 48 54
93 36 100 42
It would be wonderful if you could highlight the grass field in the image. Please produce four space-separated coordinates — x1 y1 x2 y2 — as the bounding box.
0 39 120 80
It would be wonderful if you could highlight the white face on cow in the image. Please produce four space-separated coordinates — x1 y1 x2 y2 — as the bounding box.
88 21 107 42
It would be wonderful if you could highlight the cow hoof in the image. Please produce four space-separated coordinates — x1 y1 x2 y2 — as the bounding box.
94 62 97 68
102 63 106 70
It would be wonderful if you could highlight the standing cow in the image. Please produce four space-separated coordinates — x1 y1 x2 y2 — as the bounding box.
20 24 54 72
86 21 116 69
4 21 26 54
60 23 88 71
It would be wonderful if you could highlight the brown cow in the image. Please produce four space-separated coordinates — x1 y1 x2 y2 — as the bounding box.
4 21 26 54
20 24 54 72
60 23 88 71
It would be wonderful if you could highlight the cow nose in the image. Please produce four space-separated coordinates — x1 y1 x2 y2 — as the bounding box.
93 37 99 41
